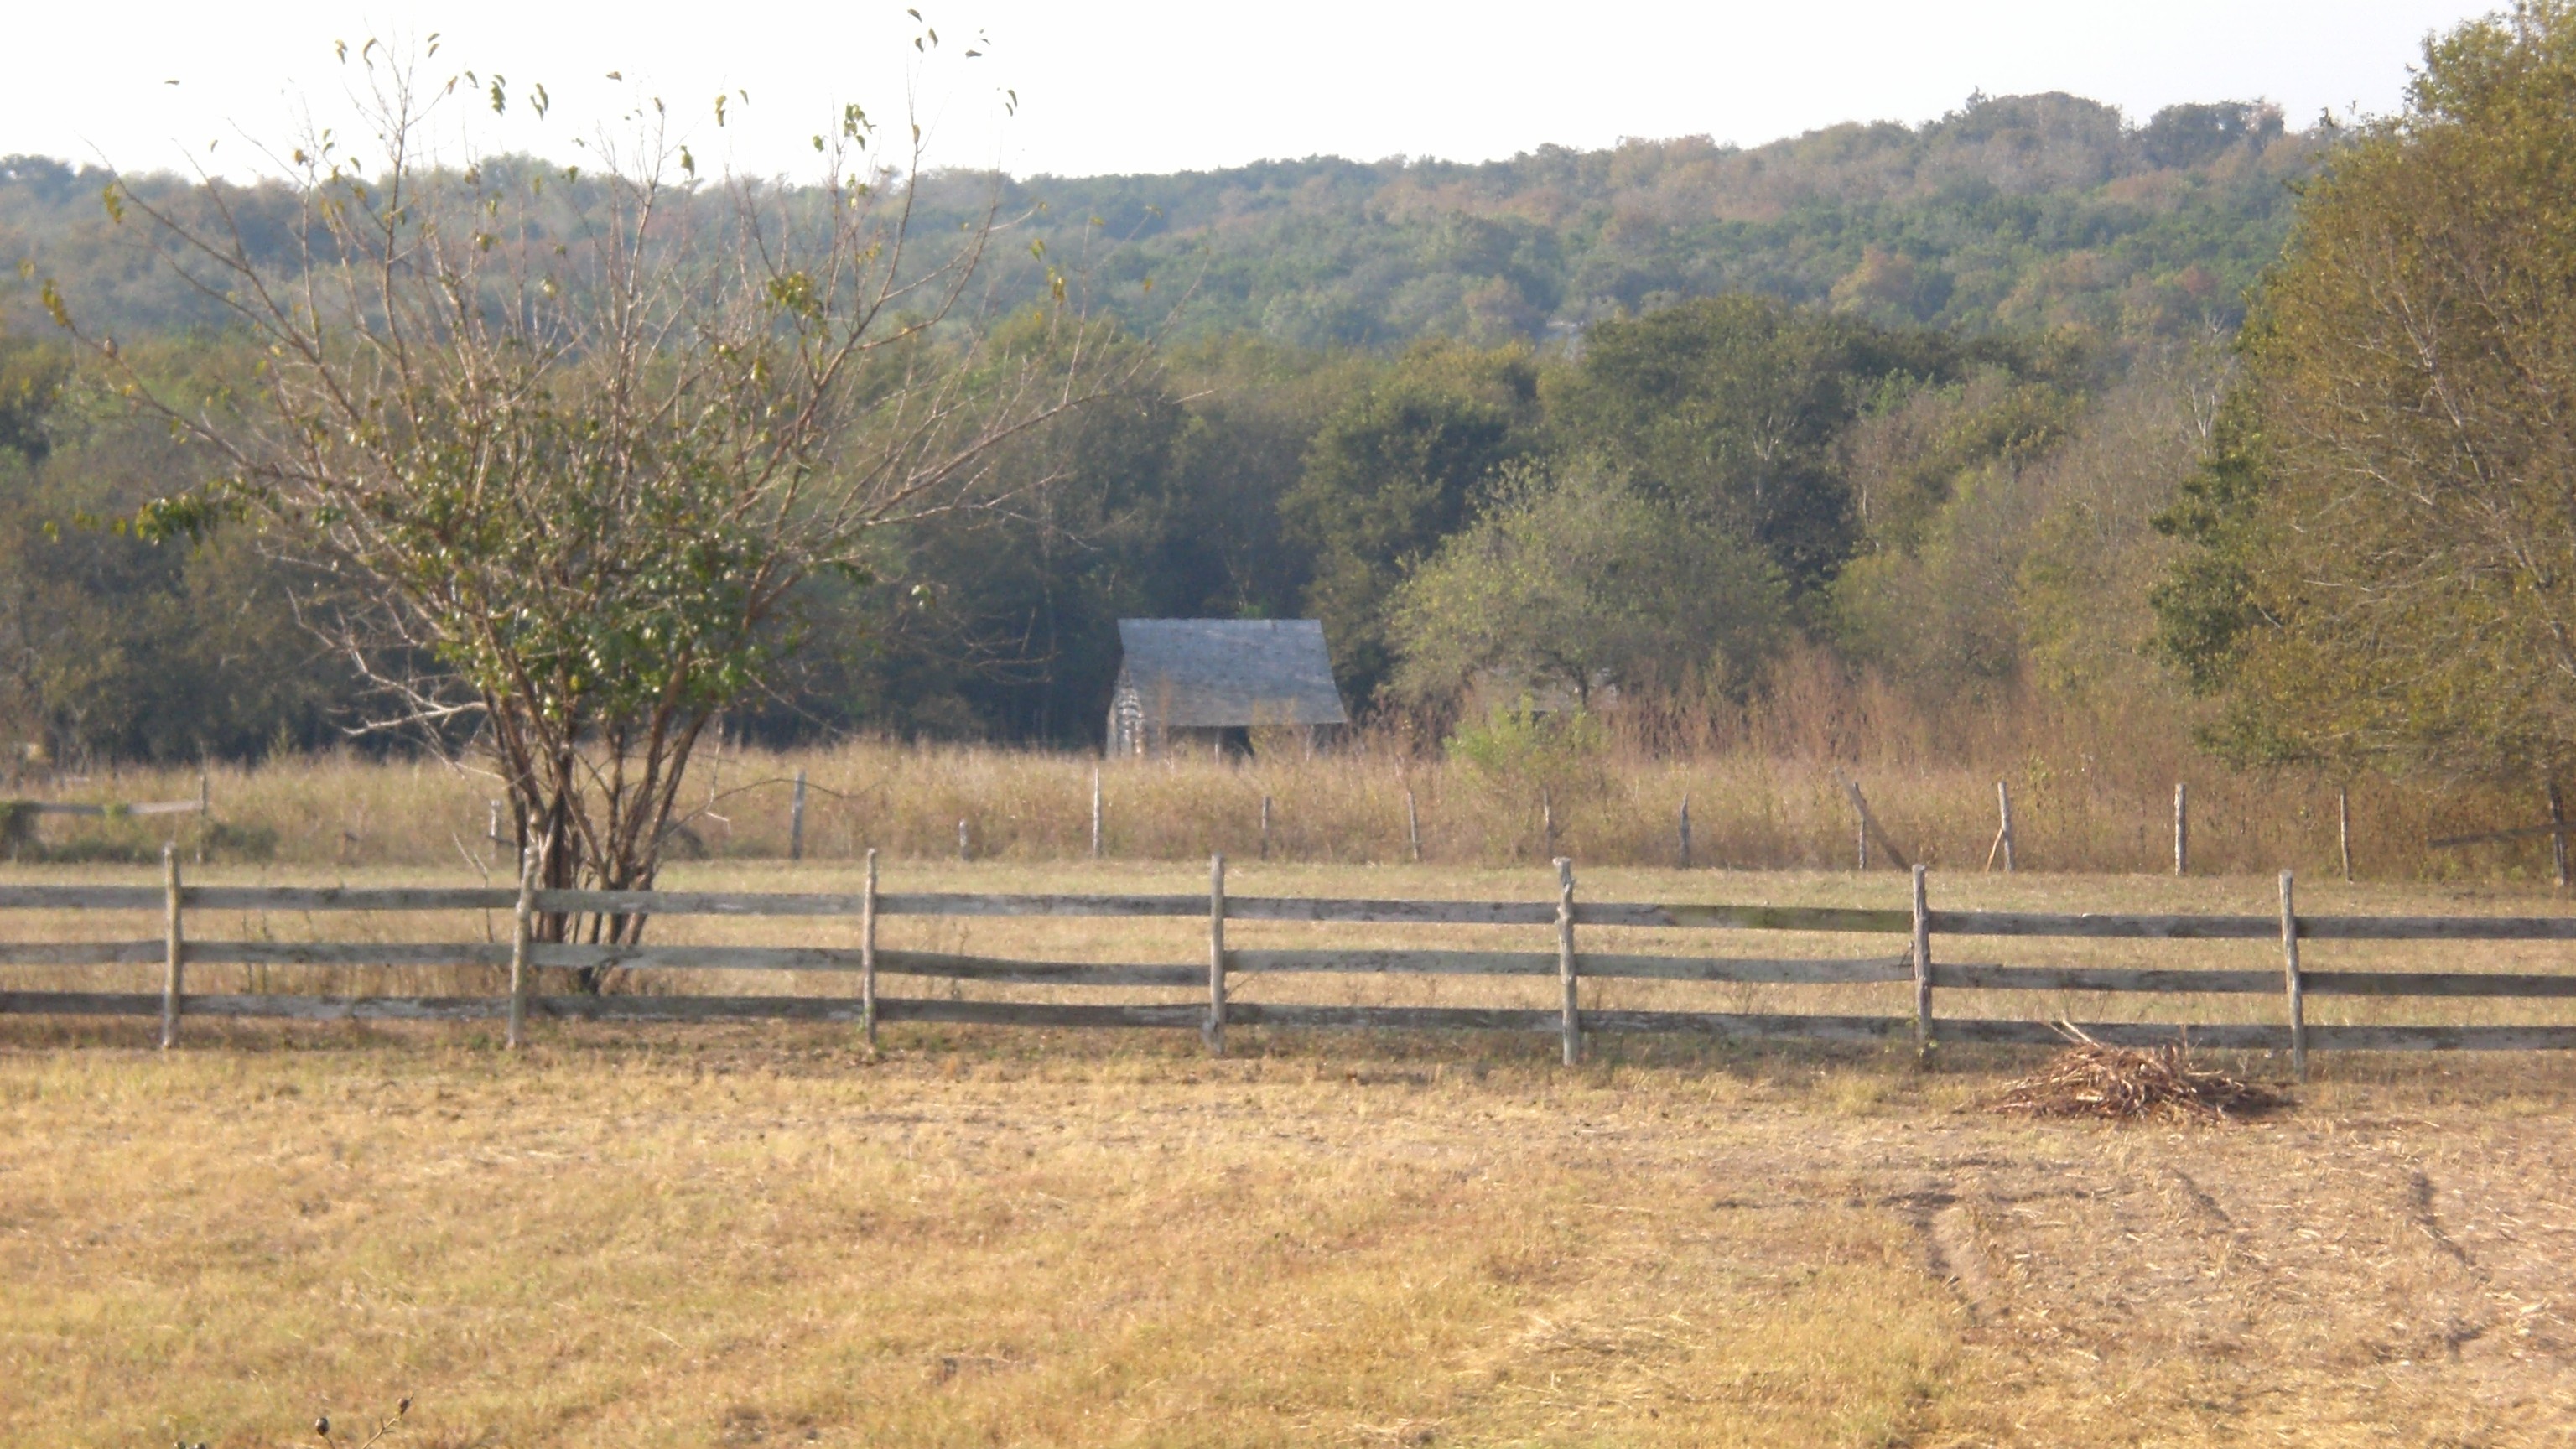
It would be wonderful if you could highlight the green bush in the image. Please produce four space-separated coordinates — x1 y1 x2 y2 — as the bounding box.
1444 699 1607 796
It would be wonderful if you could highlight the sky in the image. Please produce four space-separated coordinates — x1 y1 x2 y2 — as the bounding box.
5 0 2501 182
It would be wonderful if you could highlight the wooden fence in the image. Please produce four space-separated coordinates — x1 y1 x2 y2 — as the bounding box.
4 851 2576 1076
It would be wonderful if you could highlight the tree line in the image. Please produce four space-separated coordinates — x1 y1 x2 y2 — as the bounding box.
0 290 2145 764
10 0 2572 877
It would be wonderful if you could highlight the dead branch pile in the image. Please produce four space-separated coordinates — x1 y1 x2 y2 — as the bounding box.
1988 1028 2284 1123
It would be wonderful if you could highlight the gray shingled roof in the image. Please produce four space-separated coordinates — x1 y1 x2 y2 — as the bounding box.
1115 620 1348 728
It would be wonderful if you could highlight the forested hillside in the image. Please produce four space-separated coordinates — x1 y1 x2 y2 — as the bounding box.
996 93 2312 349
4 93 2312 348
0 91 2314 767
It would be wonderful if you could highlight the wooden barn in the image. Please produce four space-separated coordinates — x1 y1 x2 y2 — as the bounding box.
1106 619 1349 758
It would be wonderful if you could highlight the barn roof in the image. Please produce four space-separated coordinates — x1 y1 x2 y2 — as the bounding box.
1114 619 1348 728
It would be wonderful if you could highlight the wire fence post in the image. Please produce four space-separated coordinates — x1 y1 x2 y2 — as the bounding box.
957 818 970 863
789 770 808 863
1541 788 1556 860
2280 869 2307 1082
2174 782 2189 876
159 843 184 1051
1555 856 1580 1067
1090 765 1103 860
1678 794 1692 870
1992 781 2016 873
1911 864 1932 1059
1405 787 1422 863
1205 854 1228 1057
2338 786 2353 883
861 848 880 1055
2552 782 2568 891
507 843 538 1051
1846 780 1909 870
1260 795 1273 861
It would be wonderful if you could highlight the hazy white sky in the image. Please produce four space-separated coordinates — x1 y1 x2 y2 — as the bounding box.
7 0 2498 181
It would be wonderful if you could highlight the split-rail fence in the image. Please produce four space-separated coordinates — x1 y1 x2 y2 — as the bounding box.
4 851 2575 1078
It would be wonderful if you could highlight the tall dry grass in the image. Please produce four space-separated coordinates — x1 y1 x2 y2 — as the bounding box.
8 657 2558 882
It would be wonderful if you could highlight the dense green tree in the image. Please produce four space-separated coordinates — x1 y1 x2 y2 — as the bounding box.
1387 459 1789 709
0 335 64 462
0 340 358 768
1827 363 2093 693
1281 342 1544 700
1546 295 1968 600
2153 2 2576 788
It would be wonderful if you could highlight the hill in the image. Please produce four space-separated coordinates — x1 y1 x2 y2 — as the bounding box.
3 92 2316 348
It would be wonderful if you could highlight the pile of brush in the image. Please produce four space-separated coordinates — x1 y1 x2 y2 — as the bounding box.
1988 1026 2284 1123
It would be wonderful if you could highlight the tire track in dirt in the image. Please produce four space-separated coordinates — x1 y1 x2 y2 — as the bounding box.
1877 1178 2004 1325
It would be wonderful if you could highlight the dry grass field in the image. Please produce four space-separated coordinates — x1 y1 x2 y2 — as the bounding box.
5 862 2576 1446
13 727 2571 882
4 1026 2574 1446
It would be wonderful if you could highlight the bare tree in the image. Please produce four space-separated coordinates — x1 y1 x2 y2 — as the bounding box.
42 34 1161 950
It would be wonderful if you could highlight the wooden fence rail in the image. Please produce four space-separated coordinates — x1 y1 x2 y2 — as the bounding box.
5 860 2576 1073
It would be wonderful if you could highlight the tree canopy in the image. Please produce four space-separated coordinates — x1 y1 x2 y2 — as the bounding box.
1386 460 1789 709
2154 1 2576 790
6 92 2317 351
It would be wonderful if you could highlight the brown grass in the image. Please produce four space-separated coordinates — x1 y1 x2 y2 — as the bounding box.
12 681 2573 884
2 1019 2572 1446
4 858 2576 1441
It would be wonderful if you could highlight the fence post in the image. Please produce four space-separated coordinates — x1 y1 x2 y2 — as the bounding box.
487 799 505 866
1911 864 1931 1059
507 843 538 1051
1405 787 1422 864
1260 795 1273 861
159 843 184 1052
2174 782 2189 876
2279 869 2307 1082
958 818 970 863
1994 782 2016 873
1846 781 1909 870
2551 782 2568 891
1678 794 1692 870
1541 788 1556 860
1205 854 1228 1057
2337 786 2353 883
861 848 880 1054
789 770 808 863
1090 765 1103 860
1555 856 1580 1067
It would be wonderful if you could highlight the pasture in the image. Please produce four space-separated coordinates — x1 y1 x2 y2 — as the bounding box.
4 862 2575 1445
